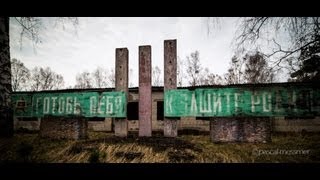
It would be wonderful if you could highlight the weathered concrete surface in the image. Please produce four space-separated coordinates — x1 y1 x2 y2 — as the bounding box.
241 118 271 143
210 118 239 142
0 17 13 137
88 118 112 131
164 40 178 137
115 48 129 137
14 118 41 131
210 118 271 143
40 117 87 140
139 46 152 137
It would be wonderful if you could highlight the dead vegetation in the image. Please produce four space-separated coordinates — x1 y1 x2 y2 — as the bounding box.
0 131 319 163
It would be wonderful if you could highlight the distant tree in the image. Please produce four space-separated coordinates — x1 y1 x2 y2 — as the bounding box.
108 69 115 88
30 67 41 91
11 58 30 91
224 51 276 84
243 51 275 83
91 67 108 88
152 66 162 86
186 51 202 86
200 68 225 85
74 71 92 89
30 67 65 91
51 74 64 90
224 55 245 84
177 56 185 87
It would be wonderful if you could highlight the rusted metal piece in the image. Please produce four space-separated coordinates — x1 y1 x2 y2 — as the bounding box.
115 48 129 137
139 46 152 137
164 39 178 137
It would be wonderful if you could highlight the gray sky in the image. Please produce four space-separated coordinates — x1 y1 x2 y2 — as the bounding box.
10 17 286 87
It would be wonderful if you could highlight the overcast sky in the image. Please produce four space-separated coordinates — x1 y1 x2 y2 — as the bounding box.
9 17 288 87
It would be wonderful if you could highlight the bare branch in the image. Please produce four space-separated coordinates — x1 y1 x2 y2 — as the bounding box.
14 17 42 51
13 17 79 51
234 17 320 80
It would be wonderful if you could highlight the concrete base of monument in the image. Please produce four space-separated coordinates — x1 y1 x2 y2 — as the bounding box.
210 118 272 143
40 116 88 140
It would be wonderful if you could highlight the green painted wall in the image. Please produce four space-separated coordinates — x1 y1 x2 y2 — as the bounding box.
12 91 126 118
165 85 320 117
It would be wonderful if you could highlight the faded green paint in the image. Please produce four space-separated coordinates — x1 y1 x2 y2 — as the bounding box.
12 91 126 118
164 85 320 117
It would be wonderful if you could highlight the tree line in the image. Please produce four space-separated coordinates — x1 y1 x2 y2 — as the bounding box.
11 49 279 91
11 58 119 91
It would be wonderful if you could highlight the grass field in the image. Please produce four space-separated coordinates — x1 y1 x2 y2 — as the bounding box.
0 130 319 163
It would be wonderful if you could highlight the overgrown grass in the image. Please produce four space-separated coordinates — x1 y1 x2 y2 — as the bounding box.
0 131 319 163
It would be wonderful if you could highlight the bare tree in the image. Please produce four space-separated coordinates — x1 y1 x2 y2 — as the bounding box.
186 51 202 86
224 52 276 84
224 55 245 84
51 74 64 89
13 17 78 51
233 17 320 76
30 67 65 91
177 56 185 87
289 37 320 82
200 68 225 85
108 69 115 88
243 51 275 83
74 71 92 89
152 66 162 86
0 17 78 136
11 58 30 91
91 67 108 88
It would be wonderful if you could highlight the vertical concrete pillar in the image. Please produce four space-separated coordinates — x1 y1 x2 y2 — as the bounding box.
0 17 13 137
139 46 152 137
164 39 178 137
115 48 128 137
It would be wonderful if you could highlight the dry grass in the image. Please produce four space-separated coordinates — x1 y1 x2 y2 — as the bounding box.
0 131 319 163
